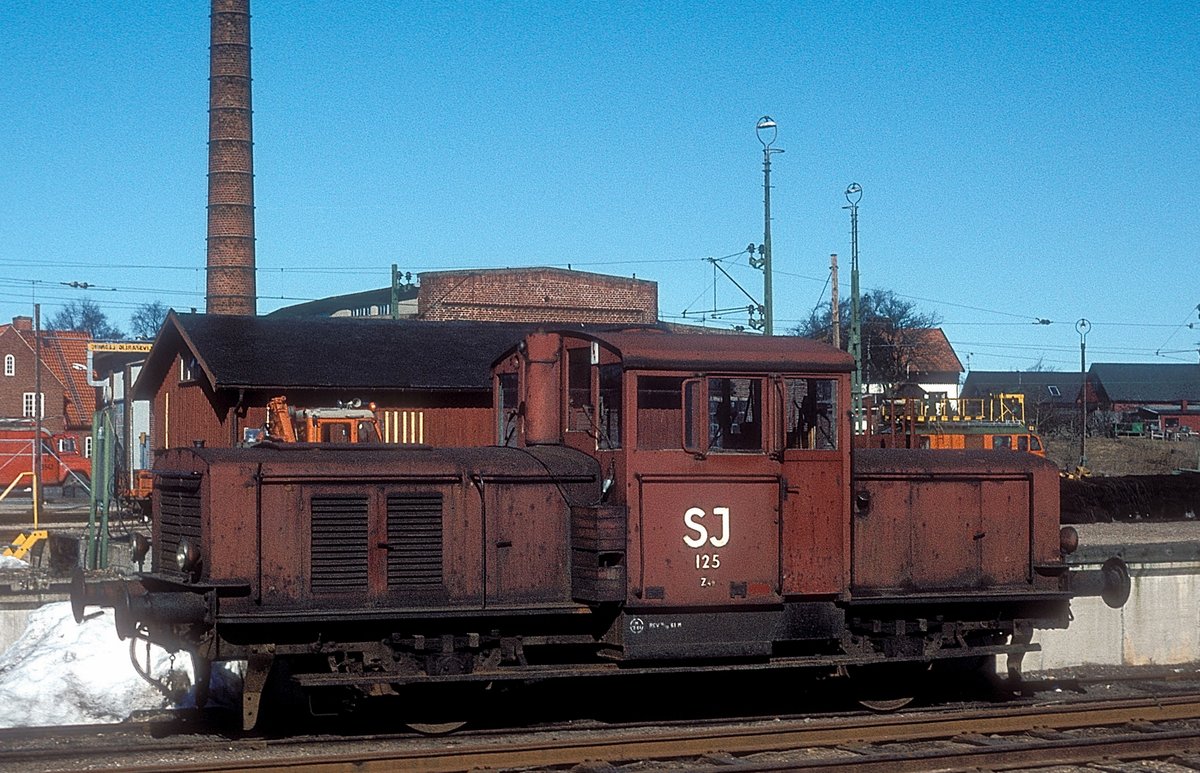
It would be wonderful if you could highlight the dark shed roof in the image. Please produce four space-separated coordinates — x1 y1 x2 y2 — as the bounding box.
962 370 1086 404
1089 363 1200 404
133 312 573 398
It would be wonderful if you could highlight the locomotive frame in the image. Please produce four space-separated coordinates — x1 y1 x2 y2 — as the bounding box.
73 329 1129 730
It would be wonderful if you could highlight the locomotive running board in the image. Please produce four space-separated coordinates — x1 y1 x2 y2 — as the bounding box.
289 642 1039 689
845 591 1072 605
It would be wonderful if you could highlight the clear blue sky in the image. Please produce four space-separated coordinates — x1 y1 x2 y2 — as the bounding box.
2 1 1197 372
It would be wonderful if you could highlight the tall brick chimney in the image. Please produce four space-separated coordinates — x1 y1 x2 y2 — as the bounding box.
206 0 256 316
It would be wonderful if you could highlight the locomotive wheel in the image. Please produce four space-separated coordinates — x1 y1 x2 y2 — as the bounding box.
405 720 468 735
858 694 915 712
848 663 927 712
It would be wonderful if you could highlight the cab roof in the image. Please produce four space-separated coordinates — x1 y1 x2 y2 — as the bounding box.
520 330 854 374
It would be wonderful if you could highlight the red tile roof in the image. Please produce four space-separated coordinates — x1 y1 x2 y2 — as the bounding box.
901 328 963 375
1 323 95 426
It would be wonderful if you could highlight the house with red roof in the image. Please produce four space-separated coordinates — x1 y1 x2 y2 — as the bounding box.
866 327 965 401
0 316 96 439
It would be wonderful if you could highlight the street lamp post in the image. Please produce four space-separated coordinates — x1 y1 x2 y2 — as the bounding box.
755 116 783 335
1077 318 1091 469
845 183 863 432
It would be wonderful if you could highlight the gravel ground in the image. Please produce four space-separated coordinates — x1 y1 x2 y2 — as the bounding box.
1076 520 1200 547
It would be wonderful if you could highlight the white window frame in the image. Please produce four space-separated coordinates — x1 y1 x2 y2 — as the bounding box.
84 436 93 458
4 354 13 377
22 392 44 418
180 354 199 383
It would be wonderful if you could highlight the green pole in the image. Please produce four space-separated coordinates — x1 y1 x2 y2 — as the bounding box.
85 410 102 569
97 410 114 569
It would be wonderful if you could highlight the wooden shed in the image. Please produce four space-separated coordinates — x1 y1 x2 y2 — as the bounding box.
132 312 564 455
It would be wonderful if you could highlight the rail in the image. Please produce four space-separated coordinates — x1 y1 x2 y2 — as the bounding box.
6 693 1200 773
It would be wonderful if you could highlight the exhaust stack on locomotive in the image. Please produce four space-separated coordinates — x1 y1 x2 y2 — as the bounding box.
73 329 1128 730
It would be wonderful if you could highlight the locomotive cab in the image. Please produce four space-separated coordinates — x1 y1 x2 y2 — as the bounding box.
495 330 856 659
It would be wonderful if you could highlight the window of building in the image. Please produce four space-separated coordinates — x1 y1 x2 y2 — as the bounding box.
180 354 199 383
1047 385 1061 397
4 354 13 377
22 392 43 419
84 436 93 458
785 378 838 450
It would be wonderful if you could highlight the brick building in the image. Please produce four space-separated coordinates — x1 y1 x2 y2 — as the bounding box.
417 267 657 324
0 316 95 437
266 267 658 325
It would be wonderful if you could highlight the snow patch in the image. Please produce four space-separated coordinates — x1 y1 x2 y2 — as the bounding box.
0 555 29 569
0 602 240 727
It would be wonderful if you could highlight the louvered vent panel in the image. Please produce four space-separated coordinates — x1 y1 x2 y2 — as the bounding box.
157 476 201 572
386 493 443 590
310 495 369 593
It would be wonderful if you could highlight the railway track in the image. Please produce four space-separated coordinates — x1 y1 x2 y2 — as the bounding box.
8 692 1200 772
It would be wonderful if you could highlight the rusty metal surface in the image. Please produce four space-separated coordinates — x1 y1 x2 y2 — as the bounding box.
155 444 601 613
635 474 780 606
851 450 1061 594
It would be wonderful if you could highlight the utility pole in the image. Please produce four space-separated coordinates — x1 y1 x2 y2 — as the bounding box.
33 304 42 521
830 254 840 349
1077 319 1091 469
845 184 863 433
390 264 400 320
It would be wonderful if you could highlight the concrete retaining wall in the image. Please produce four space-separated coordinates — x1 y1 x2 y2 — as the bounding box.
1027 560 1200 670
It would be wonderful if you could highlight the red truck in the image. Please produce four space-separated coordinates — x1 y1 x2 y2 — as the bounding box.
0 420 91 496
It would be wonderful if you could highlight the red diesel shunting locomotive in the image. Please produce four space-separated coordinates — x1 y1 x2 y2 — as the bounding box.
72 329 1129 730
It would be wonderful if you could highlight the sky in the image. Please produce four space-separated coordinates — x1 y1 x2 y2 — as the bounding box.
1 1 1197 373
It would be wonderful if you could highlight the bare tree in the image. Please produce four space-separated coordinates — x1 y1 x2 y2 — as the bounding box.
793 289 941 390
48 298 123 339
129 301 169 340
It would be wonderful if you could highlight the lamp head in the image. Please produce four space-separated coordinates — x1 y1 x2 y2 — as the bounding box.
755 115 778 147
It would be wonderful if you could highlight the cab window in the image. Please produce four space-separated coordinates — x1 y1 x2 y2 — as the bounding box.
597 364 621 450
637 376 684 449
497 372 519 446
708 378 762 451
785 378 838 450
992 435 1013 450
567 347 592 432
323 422 351 443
